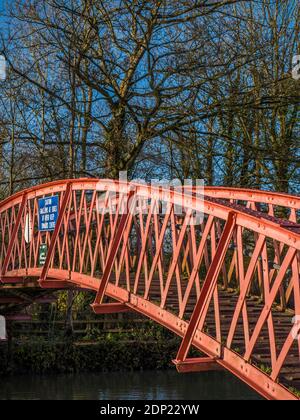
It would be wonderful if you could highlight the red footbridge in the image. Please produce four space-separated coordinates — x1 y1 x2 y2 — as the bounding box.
0 179 299 400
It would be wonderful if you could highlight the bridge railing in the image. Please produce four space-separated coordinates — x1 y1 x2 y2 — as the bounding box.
0 179 299 399
200 187 299 223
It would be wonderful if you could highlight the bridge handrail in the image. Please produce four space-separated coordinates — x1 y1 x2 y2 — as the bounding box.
0 179 299 251
192 186 300 210
1 179 300 210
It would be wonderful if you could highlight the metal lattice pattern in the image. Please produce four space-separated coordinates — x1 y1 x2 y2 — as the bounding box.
0 179 299 400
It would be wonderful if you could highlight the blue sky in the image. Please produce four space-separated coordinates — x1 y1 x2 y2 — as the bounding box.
0 1 6 19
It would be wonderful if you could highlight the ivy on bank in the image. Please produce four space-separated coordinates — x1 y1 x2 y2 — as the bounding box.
0 336 192 375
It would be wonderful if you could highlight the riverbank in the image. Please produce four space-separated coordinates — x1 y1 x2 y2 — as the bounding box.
0 336 187 375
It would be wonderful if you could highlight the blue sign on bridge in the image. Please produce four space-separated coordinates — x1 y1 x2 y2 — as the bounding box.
38 196 59 232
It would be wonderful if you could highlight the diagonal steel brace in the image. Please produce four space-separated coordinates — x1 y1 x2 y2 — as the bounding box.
92 188 136 310
175 212 237 362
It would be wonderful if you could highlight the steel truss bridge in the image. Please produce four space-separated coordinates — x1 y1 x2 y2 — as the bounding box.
0 179 299 400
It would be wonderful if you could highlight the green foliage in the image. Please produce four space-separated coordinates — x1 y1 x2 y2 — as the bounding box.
57 291 92 317
0 331 182 375
259 364 272 375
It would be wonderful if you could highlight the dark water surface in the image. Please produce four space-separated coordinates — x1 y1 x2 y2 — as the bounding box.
0 370 261 400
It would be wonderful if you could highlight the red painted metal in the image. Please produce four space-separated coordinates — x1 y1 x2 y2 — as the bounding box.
0 193 27 280
40 280 70 289
0 277 27 284
93 303 132 314
174 357 224 373
203 187 300 215
175 212 237 362
0 178 299 400
39 183 72 286
92 188 136 309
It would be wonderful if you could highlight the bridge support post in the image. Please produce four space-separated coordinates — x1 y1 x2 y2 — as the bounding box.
39 183 72 287
1 193 27 281
173 357 223 373
92 303 132 314
92 188 136 312
174 212 237 364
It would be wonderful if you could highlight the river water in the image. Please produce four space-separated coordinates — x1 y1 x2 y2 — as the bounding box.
0 370 261 400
